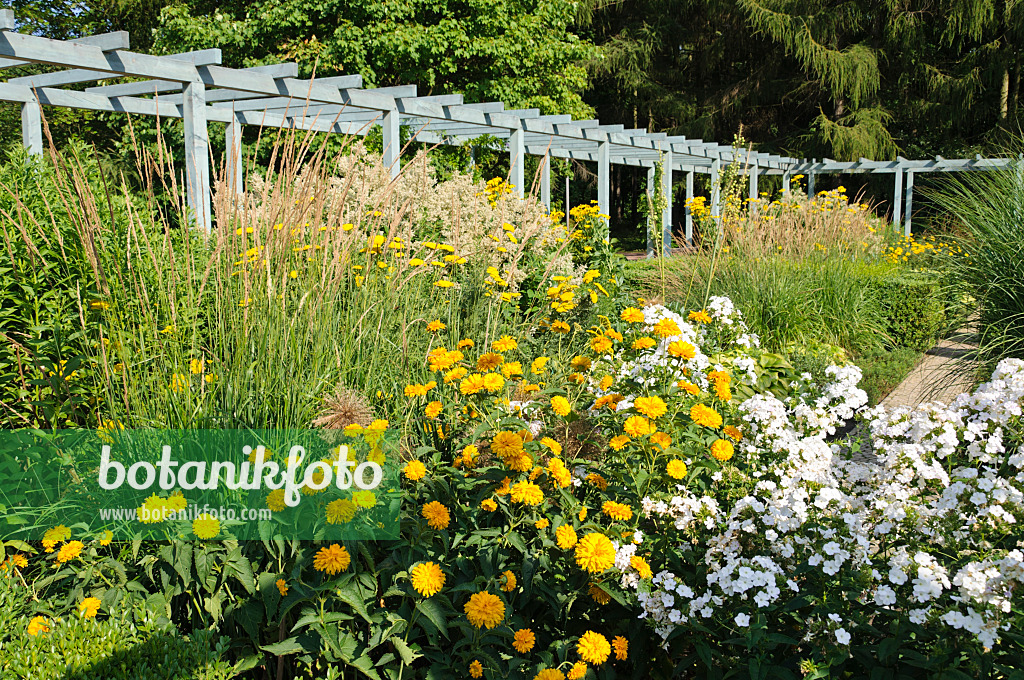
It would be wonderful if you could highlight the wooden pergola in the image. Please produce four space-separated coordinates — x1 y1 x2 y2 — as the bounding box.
0 9 1017 250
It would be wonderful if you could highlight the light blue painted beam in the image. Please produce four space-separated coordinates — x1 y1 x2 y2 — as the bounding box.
225 115 243 195
20 96 41 155
893 168 903 228
597 141 610 217
662 149 673 254
382 109 400 179
182 80 211 232
0 30 128 71
540 152 550 211
646 164 656 258
509 129 525 197
903 171 914 236
685 171 694 245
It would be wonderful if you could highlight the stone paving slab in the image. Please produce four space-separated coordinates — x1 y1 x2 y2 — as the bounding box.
880 332 977 409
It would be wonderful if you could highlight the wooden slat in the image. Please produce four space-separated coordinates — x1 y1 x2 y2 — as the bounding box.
0 30 129 70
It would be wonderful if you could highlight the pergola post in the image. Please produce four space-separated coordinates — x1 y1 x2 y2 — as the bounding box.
892 168 903 228
904 171 914 236
662 149 673 255
382 110 401 179
646 164 656 258
710 158 721 218
748 165 758 216
182 80 211 232
807 170 816 197
782 169 791 195
540 152 551 211
684 170 694 246
225 115 243 196
509 129 525 198
21 95 42 156
597 140 610 217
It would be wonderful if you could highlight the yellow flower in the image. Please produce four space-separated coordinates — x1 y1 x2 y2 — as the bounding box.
632 336 657 350
577 631 611 665
612 636 628 660
535 669 565 680
276 579 288 596
78 597 101 619
620 307 645 323
470 660 484 678
623 416 653 437
458 338 475 349
27 616 50 637
578 507 587 521
589 583 611 605
513 628 536 653
570 355 592 371
535 518 550 529
500 569 517 592
567 662 587 679
551 395 572 417
630 555 653 579
326 499 357 524
586 473 608 490
650 431 672 449
575 533 616 573
192 513 220 540
314 544 351 575
492 336 518 352
609 435 630 451
57 540 84 563
482 373 505 392
492 430 524 458
667 341 695 359
433 280 454 288
724 425 743 441
477 352 504 371
8 554 27 568
481 498 498 512
460 374 486 395
634 396 667 419
464 591 505 629
445 366 468 383
425 401 443 419
711 439 734 462
422 501 451 530
530 357 550 375
266 489 286 512
677 380 699 395
590 335 613 353
502 361 523 378
601 501 633 521
510 481 544 505
652 319 681 337
556 525 578 549
411 561 446 597
170 372 189 393
404 460 427 481
690 403 723 429
688 309 712 324
667 459 688 479
550 320 571 334
426 320 446 332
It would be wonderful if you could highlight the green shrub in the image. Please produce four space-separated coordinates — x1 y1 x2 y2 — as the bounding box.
854 345 924 404
870 272 946 351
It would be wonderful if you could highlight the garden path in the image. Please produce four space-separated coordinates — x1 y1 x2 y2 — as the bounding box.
880 329 978 408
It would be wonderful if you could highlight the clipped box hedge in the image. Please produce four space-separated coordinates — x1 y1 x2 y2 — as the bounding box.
869 271 947 351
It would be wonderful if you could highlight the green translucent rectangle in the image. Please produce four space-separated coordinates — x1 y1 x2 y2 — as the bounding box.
0 429 400 541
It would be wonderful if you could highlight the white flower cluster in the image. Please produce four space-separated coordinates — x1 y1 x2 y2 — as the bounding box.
626 357 1024 652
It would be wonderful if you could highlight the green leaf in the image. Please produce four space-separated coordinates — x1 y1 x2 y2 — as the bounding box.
415 598 450 639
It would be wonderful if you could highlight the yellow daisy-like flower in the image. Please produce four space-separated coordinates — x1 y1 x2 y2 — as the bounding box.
724 425 743 441
578 507 587 521
690 403 723 429
492 430 524 457
57 540 84 563
535 518 550 529
688 309 712 324
630 555 653 579
632 337 657 350
460 373 486 395
589 583 611 604
481 498 498 512
444 366 468 383
477 352 504 371
426 320 446 332
550 395 572 417
410 561 446 597
78 597 101 619
276 579 288 596
667 459 688 479
464 591 505 629
326 499 357 524
502 361 523 378
551 320 571 334
590 335 613 353
650 431 672 449
677 380 700 395
530 356 550 374
652 318 681 337
266 489 286 512
27 616 50 637
620 307 645 323
570 355 592 371
539 437 562 456
470 660 484 678
403 460 427 481
482 372 505 392
711 438 735 462
601 501 633 521
547 459 572 487
352 490 375 508
492 336 518 352
567 662 588 679
535 669 565 680
634 395 667 419
313 544 351 575
577 631 611 665
98 530 112 546
8 554 27 569
612 636 628 660
556 525 578 549
513 628 536 653
422 501 451 530
667 341 695 359
510 481 544 505
575 533 616 573
609 434 630 451
715 382 732 401
457 338 475 349
500 570 517 592
192 514 220 540
586 473 608 490
623 416 654 437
